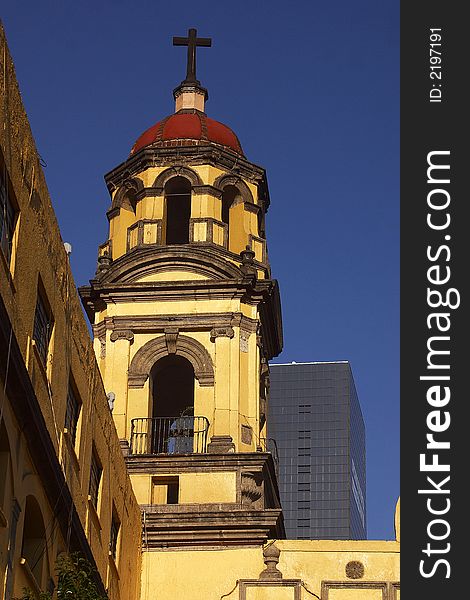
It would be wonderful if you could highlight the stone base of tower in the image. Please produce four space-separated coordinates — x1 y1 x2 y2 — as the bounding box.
125 452 285 548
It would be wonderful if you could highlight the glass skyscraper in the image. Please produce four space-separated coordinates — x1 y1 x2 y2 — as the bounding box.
268 361 366 540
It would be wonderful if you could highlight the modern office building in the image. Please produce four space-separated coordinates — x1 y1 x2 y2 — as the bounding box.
268 361 367 540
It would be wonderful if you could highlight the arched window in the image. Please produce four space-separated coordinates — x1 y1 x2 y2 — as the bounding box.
150 355 195 418
164 177 191 244
221 185 240 229
121 189 137 214
221 185 244 252
149 356 195 454
21 496 48 586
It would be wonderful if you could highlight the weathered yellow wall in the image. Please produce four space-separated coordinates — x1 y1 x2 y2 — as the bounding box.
140 547 265 600
0 26 141 599
139 536 399 600
130 471 237 505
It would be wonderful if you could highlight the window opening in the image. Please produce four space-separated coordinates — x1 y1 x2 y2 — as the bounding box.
33 288 53 365
165 176 191 244
65 379 81 446
89 448 102 509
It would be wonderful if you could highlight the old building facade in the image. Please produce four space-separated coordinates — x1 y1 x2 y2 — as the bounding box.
1 23 399 600
0 23 141 600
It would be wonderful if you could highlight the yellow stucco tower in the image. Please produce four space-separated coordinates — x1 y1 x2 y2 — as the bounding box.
79 28 285 551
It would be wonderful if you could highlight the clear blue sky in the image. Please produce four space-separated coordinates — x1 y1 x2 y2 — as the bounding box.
2 0 399 539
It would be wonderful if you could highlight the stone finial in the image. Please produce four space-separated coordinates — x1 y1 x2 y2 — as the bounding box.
259 543 282 580
96 250 111 275
240 246 257 279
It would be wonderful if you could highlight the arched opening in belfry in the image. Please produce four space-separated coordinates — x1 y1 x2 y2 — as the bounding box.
121 188 137 213
151 354 195 418
221 185 240 228
164 176 191 244
221 185 244 252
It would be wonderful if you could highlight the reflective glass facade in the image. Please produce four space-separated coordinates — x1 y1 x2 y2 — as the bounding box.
268 362 366 540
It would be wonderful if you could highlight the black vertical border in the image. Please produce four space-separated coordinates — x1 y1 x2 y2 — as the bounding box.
401 2 467 597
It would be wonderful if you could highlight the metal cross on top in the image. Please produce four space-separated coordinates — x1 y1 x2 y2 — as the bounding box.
173 28 212 84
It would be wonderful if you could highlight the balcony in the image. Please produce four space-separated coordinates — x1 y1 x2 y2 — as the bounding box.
129 416 209 455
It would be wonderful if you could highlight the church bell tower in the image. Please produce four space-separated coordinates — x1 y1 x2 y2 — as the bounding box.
80 29 284 547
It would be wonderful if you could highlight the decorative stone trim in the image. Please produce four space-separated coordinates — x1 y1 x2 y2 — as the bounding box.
189 217 228 249
209 326 234 342
98 240 113 260
321 581 389 600
345 561 364 579
104 145 268 194
103 312 258 335
127 219 163 251
206 435 235 454
152 165 203 189
248 234 267 264
137 504 284 549
241 471 263 508
120 439 130 457
111 177 144 213
259 543 282 580
128 334 214 388
192 184 222 198
213 173 255 205
80 277 283 359
135 186 164 200
239 331 250 353
92 244 243 283
106 206 121 221
241 424 253 445
244 200 260 214
92 321 107 339
102 313 258 338
164 327 179 354
110 330 134 343
239 246 257 280
238 580 301 600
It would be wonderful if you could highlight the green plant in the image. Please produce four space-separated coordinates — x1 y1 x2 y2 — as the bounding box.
56 553 107 599
15 552 108 600
14 592 51 600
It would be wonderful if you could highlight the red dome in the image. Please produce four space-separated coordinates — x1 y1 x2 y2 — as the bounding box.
130 111 244 156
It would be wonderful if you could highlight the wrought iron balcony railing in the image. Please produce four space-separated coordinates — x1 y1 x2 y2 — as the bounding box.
129 416 209 455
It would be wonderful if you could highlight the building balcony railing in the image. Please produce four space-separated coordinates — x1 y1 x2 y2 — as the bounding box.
129 416 209 455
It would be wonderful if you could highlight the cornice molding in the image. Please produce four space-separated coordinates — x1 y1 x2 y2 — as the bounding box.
101 312 258 336
80 278 282 358
92 244 245 284
104 144 269 205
